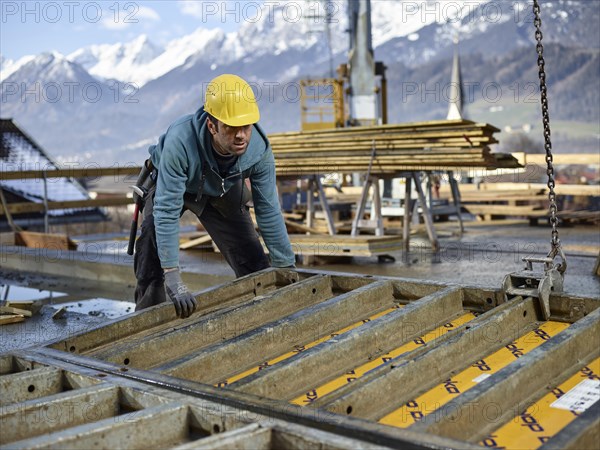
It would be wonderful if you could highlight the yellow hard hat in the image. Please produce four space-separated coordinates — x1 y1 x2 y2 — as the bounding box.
204 74 260 127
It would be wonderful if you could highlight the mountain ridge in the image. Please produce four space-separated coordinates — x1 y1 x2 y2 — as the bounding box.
1 0 597 163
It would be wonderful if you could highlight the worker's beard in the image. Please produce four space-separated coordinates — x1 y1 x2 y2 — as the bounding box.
213 135 249 157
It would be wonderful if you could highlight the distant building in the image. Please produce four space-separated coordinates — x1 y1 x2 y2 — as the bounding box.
446 39 463 120
0 118 106 231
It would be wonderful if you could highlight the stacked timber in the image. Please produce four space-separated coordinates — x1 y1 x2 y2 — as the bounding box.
0 303 36 325
269 119 517 176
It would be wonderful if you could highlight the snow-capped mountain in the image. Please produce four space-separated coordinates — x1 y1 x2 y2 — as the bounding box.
67 32 220 87
1 54 37 82
67 35 163 85
3 51 97 86
1 0 598 163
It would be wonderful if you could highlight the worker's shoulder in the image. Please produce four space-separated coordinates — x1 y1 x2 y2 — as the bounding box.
167 113 197 136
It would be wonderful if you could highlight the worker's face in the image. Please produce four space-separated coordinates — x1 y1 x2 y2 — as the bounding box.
208 119 253 157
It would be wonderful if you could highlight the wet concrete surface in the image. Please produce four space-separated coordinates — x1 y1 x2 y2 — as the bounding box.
1 221 598 354
0 305 105 354
317 222 600 298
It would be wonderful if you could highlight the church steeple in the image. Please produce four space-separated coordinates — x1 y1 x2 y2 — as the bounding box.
447 37 464 120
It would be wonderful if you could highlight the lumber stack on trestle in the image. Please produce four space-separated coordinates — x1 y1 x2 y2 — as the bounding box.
268 119 516 176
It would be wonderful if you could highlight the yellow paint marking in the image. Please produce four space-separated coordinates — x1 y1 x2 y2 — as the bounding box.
379 321 570 428
291 312 477 405
480 357 599 449
217 305 401 387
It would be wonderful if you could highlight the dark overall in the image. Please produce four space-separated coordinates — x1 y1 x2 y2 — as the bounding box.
133 160 270 311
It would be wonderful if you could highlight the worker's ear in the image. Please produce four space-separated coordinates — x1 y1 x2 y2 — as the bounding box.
207 118 217 136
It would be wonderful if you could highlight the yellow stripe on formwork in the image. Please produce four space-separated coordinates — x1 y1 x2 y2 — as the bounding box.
218 305 402 387
291 312 478 405
379 321 570 429
480 357 600 449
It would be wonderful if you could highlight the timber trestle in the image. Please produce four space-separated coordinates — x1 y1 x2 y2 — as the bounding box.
1 268 598 449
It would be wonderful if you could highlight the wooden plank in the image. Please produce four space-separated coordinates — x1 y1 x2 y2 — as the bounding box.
287 234 402 244
284 219 325 235
14 231 77 251
275 152 492 161
265 120 505 176
0 197 131 215
284 234 404 257
524 153 600 166
268 119 499 138
0 166 141 180
179 233 213 250
475 183 599 197
0 306 32 317
462 204 546 216
0 315 25 325
273 141 498 152
7 300 43 315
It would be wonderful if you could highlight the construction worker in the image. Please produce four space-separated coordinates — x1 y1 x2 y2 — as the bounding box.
133 74 295 318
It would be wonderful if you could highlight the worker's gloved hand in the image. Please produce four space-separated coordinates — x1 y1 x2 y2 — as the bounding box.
164 268 197 318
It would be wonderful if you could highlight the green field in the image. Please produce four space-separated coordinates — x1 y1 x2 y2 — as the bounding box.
467 98 599 141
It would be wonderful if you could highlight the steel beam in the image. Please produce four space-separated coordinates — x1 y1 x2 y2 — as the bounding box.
409 307 600 442
5 403 189 449
157 280 394 382
14 348 480 450
0 355 34 375
0 385 119 444
318 296 538 419
234 286 464 400
87 275 333 369
56 270 280 354
0 367 63 406
171 424 271 450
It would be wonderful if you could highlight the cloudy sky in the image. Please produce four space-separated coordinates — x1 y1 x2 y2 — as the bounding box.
1 1 249 59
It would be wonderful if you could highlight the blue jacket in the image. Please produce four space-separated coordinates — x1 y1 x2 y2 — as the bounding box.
149 107 295 269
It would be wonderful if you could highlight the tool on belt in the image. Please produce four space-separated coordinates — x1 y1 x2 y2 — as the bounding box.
127 159 156 255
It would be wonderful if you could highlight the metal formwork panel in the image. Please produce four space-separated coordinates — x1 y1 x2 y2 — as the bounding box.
1 351 451 450
7 268 600 449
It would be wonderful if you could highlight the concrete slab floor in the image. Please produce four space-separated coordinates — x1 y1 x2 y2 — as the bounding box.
0 272 134 353
3 221 599 299
318 222 600 298
0 305 105 354
178 221 600 298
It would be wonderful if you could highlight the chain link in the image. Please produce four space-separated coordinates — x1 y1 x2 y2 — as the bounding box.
533 0 561 257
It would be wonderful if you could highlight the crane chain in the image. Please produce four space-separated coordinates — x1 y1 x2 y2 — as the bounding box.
532 0 565 272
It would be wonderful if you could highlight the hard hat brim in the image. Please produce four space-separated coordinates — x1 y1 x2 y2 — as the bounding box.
218 110 260 127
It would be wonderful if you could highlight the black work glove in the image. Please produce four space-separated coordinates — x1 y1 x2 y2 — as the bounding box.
164 269 197 318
